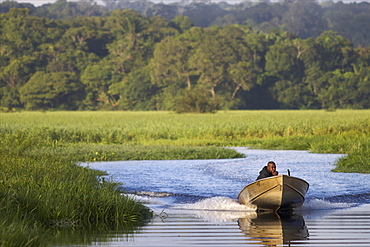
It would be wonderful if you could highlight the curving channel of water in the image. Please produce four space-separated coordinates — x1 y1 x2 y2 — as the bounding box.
55 148 370 246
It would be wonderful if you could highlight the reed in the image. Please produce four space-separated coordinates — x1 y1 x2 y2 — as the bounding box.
1 110 369 143
1 110 369 164
0 134 151 246
27 144 244 161
1 110 369 245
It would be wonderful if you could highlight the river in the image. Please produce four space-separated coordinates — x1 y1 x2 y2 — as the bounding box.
55 148 370 246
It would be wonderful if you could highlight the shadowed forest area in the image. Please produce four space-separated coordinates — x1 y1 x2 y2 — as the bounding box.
1 0 370 112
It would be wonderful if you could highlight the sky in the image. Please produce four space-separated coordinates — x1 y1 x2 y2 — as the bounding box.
1 0 368 7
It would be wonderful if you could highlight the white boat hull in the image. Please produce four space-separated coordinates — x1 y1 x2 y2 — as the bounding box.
238 175 309 211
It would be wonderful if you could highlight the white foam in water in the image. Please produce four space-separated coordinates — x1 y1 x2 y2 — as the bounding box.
294 199 355 219
173 196 258 222
84 148 370 212
188 209 258 222
299 198 354 211
178 196 257 211
125 193 170 205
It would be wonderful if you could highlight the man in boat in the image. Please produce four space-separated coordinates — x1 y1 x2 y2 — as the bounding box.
256 161 278 180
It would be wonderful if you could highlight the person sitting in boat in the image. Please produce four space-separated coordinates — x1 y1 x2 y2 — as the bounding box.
256 161 278 180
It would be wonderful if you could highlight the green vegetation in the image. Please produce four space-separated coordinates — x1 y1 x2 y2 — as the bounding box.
2 0 370 47
0 128 152 246
2 0 370 243
1 6 370 112
1 110 369 245
28 144 244 161
1 110 369 168
0 111 244 246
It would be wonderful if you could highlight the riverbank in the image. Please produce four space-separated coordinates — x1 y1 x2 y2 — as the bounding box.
0 134 152 246
1 110 369 172
1 110 369 246
72 148 370 247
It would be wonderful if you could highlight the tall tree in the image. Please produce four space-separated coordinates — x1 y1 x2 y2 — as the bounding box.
314 31 356 73
189 29 233 98
265 37 314 108
169 15 194 33
80 63 118 109
19 71 81 109
317 67 370 109
219 26 264 100
0 56 36 90
109 65 156 110
151 35 193 91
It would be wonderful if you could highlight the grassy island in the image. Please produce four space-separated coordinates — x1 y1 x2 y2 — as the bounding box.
1 110 369 246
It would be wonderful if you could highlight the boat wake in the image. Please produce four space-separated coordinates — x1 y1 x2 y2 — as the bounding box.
175 196 257 211
128 190 361 222
292 198 355 219
172 197 258 222
129 193 259 221
176 197 358 222
300 198 355 211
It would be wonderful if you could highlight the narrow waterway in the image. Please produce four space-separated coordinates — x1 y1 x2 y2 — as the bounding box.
56 148 370 246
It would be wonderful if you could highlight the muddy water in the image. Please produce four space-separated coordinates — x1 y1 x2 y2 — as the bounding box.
57 148 370 246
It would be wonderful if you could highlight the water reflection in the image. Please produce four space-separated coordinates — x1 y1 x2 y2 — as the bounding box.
76 148 370 246
51 221 146 246
238 212 308 246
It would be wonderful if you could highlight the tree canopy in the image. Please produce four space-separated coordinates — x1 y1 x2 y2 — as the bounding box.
1 1 370 112
3 0 370 46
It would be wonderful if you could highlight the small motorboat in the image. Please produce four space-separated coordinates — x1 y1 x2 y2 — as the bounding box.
238 175 309 211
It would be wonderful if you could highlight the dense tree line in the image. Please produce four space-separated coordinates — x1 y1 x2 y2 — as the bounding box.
3 0 370 47
1 6 370 112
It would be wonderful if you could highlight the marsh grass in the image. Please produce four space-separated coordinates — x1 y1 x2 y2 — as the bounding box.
2 110 368 143
1 110 369 165
0 210 48 247
1 110 370 246
0 134 151 246
27 144 245 161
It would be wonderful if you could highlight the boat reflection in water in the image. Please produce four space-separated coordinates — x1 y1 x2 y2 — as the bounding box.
238 211 309 246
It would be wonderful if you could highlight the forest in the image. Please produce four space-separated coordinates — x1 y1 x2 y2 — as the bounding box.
1 0 370 112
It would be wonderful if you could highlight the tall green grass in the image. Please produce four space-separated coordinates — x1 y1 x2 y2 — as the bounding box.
0 133 151 246
27 144 244 161
1 110 370 245
1 110 369 144
1 110 369 166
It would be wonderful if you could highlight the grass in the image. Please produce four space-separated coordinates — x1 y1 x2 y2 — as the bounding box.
1 110 368 141
0 133 152 246
27 144 245 161
1 110 370 246
1 110 369 168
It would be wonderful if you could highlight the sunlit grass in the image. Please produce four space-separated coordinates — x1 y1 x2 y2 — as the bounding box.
2 110 369 144
28 144 244 161
1 110 369 167
1 110 370 245
0 133 152 246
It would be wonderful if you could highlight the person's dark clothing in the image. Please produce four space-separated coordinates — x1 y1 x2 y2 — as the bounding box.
256 166 274 180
